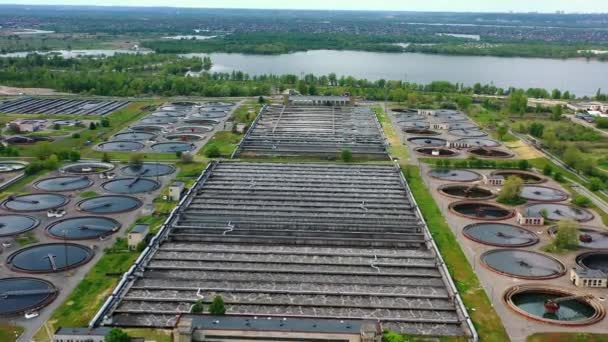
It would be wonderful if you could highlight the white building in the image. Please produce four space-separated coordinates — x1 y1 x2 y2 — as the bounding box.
570 267 607 288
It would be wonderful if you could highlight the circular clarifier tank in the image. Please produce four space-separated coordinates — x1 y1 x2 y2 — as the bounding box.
102 177 160 194
449 122 477 130
140 117 178 124
438 114 468 122
415 147 458 157
576 251 608 273
97 141 144 152
456 138 501 148
428 169 482 182
482 249 566 279
3 193 69 212
520 185 569 202
184 118 220 125
46 216 121 240
61 162 114 175
504 285 605 326
77 195 142 214
192 111 226 119
395 114 426 122
401 121 429 129
0 161 27 173
112 131 156 141
491 170 545 184
438 184 495 200
34 176 93 192
448 128 488 137
0 214 39 237
6 243 94 273
463 223 539 247
151 111 186 117
120 163 175 177
175 125 213 133
130 124 165 132
524 203 594 222
171 101 197 106
0 277 58 316
151 142 195 153
449 201 514 220
392 108 418 114
468 147 514 158
403 128 440 136
165 134 205 142
407 137 447 147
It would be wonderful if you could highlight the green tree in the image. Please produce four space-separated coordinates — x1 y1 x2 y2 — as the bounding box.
497 176 524 205
191 299 204 313
596 118 608 129
518 159 530 170
455 95 472 110
101 152 111 163
89 122 97 130
383 331 405 342
341 148 352 162
550 105 563 121
553 220 580 251
209 295 226 315
106 328 130 342
542 164 553 176
508 90 528 116
100 117 110 127
69 151 80 162
589 177 604 191
204 144 221 158
496 124 508 141
572 195 592 208
562 146 581 168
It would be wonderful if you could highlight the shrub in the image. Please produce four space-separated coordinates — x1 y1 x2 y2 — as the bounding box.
89 122 97 130
341 149 352 162
105 328 130 342
542 164 553 176
69 151 81 162
191 300 204 313
497 176 525 205
517 159 530 170
204 144 221 158
72 133 81 139
553 172 564 182
572 195 592 208
209 295 226 315
589 177 604 191
553 220 580 251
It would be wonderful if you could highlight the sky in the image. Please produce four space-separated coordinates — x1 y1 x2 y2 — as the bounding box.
2 0 608 13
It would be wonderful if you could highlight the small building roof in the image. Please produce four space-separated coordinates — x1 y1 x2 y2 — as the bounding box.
488 175 505 180
131 224 149 234
54 327 111 336
171 181 185 187
573 266 607 279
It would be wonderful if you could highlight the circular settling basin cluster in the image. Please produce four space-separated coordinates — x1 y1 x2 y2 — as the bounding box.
468 147 514 158
504 285 605 326
46 216 120 240
463 223 539 247
429 169 482 182
77 195 142 214
576 251 608 273
524 203 594 222
6 243 94 273
97 141 144 152
438 184 494 200
0 277 57 316
34 176 93 192
102 178 160 194
121 163 175 177
0 161 27 173
520 185 569 202
448 128 487 137
0 214 39 237
449 201 514 220
491 170 545 184
61 162 114 175
482 249 566 279
415 147 458 157
3 193 69 212
112 132 156 141
407 137 447 147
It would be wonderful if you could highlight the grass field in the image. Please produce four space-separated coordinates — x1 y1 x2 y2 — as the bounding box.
0 324 24 342
199 131 243 157
374 106 409 163
527 333 608 342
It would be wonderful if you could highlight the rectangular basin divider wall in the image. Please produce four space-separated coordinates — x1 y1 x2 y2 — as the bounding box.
230 104 266 159
396 165 478 342
88 161 217 328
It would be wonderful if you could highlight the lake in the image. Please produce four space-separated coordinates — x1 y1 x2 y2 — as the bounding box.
183 50 608 96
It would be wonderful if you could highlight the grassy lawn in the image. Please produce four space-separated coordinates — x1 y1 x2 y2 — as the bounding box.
79 190 99 198
33 239 138 342
15 231 39 246
527 333 608 342
0 324 24 342
199 131 243 157
373 106 409 162
123 328 172 342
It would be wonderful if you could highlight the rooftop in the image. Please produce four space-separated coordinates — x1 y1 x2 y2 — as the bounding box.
131 224 149 234
55 327 111 336
573 266 607 279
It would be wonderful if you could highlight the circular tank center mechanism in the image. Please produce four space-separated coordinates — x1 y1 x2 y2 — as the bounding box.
415 147 458 157
140 116 178 124
121 163 175 177
456 138 501 148
491 170 545 184
504 285 605 326
576 252 608 273
463 223 539 247
151 142 196 153
7 243 94 273
112 131 156 141
482 249 565 279
0 277 58 316
130 125 164 132
407 137 446 147
468 147 514 158
0 214 39 237
34 176 93 192
438 184 495 199
449 201 514 220
3 193 69 212
520 185 569 202
46 216 121 240
428 169 482 182
97 141 144 152
102 178 161 194
448 128 488 137
175 125 213 133
0 161 27 173
77 195 142 214
165 134 205 142
61 162 115 174
524 203 594 222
